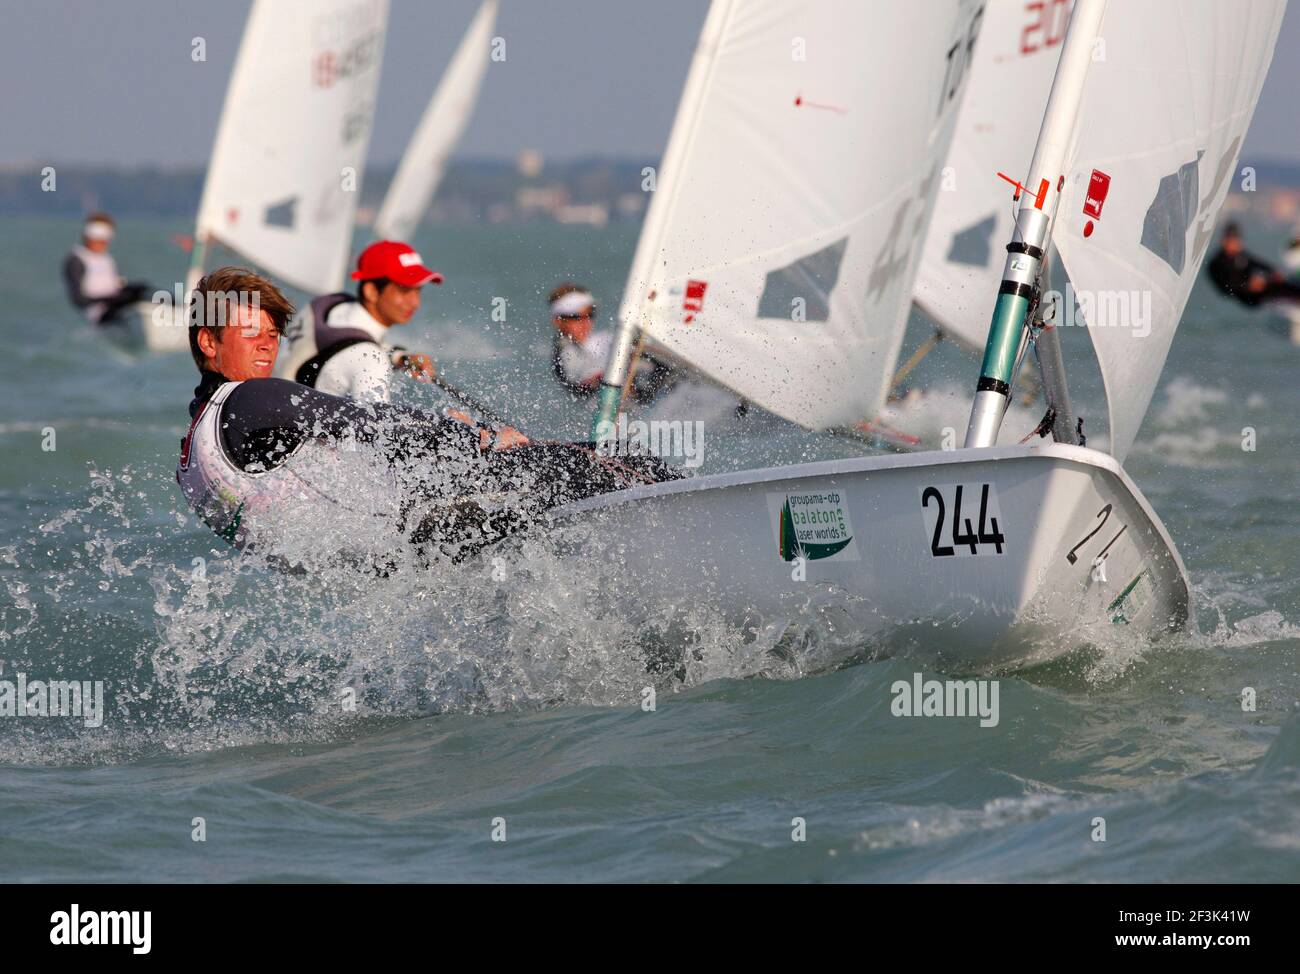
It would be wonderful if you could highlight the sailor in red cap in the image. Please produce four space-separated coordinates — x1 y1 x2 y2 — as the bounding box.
277 241 444 402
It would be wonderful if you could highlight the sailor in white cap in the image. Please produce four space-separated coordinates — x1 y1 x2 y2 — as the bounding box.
548 283 610 395
61 212 152 325
548 282 673 402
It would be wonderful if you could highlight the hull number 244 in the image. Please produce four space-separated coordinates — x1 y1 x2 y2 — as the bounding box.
920 483 1007 557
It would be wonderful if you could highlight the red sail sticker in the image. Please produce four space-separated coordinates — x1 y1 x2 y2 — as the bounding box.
683 279 708 323
1083 170 1111 220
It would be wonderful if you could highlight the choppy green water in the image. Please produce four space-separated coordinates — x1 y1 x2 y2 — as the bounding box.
1 215 1297 882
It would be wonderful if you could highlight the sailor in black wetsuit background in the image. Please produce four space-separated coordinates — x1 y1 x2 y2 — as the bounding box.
62 212 154 325
178 266 672 567
1206 222 1300 308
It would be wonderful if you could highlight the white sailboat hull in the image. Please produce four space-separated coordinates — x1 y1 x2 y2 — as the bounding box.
97 301 189 354
1269 302 1300 346
551 444 1191 670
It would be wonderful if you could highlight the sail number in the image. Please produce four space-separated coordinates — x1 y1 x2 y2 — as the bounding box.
920 483 1006 557
1020 0 1069 55
1065 503 1128 567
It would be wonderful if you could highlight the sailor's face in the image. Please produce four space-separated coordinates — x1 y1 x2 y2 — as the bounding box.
553 313 594 343
205 305 280 380
375 281 422 325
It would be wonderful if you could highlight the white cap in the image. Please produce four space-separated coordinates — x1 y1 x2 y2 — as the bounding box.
550 290 595 317
83 220 114 242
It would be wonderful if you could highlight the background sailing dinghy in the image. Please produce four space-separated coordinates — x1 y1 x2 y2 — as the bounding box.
96 301 190 354
588 0 985 441
373 0 498 242
188 0 388 298
556 0 1285 669
913 0 1064 366
99 0 388 355
879 0 1070 444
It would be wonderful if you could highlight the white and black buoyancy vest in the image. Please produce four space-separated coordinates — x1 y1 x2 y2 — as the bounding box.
72 245 122 321
176 381 300 549
277 293 381 388
177 381 406 564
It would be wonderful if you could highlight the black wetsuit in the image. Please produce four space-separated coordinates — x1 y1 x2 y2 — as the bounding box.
1206 247 1300 308
186 371 482 470
186 372 678 561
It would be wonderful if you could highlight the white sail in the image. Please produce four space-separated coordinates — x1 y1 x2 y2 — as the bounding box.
1051 0 1285 461
194 0 389 293
914 0 1067 352
374 0 497 242
616 0 984 430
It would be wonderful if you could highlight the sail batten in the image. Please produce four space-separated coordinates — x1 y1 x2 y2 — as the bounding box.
194 0 389 294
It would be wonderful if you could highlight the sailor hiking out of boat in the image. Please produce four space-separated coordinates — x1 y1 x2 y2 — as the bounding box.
180 267 675 569
61 213 153 325
549 282 672 402
277 240 442 402
1206 222 1300 309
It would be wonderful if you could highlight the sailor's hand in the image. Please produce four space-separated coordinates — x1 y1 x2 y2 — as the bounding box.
395 352 436 382
479 425 529 451
1248 275 1267 292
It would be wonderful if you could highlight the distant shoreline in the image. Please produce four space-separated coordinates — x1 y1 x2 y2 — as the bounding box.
0 157 658 225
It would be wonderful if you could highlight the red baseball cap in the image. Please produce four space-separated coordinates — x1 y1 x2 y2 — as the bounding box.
350 240 443 287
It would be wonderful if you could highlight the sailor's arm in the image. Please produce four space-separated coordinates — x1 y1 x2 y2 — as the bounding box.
218 378 519 471
62 253 91 308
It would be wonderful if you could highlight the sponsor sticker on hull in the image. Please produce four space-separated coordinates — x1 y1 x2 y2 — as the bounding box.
769 490 858 562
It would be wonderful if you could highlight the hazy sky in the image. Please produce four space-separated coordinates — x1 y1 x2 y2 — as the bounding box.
3 0 1298 168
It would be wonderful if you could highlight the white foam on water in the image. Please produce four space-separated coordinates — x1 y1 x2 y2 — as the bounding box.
853 788 1076 851
1152 374 1232 428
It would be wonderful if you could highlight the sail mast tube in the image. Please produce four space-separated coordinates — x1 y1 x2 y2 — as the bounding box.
964 0 1106 449
592 0 736 442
